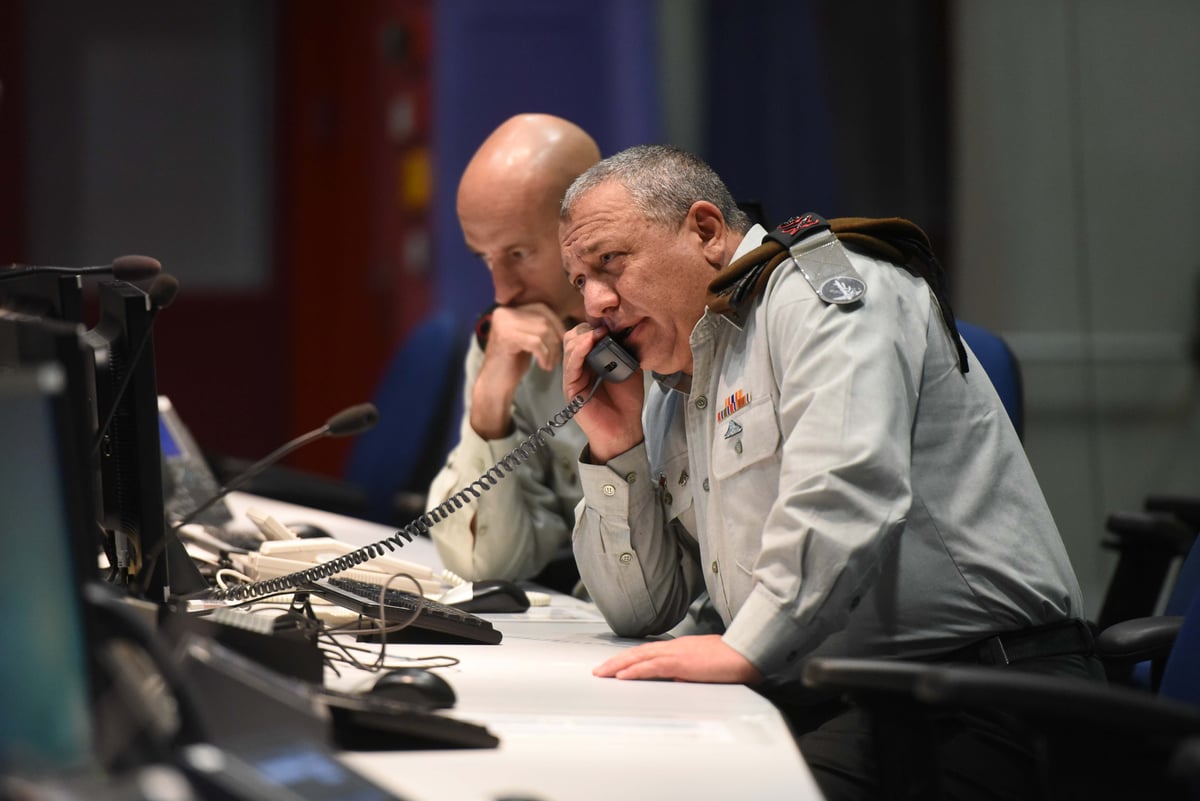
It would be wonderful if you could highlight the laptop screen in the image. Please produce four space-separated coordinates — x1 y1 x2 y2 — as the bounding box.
158 395 233 528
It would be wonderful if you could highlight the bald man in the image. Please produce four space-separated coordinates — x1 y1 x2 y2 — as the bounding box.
426 114 600 588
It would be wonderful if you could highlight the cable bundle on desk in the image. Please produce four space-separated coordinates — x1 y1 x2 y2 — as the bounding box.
200 571 462 678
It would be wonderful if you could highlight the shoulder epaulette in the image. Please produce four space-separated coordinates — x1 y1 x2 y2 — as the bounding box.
769 213 866 306
706 212 969 374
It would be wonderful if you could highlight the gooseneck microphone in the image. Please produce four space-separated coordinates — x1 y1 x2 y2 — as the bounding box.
0 254 162 282
90 273 181 458
141 401 380 597
168 402 380 535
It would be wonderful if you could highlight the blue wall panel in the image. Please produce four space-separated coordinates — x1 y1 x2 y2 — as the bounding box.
432 0 661 327
703 0 842 228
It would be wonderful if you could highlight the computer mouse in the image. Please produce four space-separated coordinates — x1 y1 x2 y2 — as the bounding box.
368 667 456 710
451 579 531 614
286 521 332 539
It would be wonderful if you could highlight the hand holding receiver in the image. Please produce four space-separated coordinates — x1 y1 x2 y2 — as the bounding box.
563 324 646 463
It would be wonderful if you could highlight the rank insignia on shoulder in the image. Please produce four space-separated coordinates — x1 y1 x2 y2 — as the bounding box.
784 223 868 307
765 213 830 249
818 275 867 305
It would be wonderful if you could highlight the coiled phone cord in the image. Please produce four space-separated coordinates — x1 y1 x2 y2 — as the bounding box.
208 376 604 602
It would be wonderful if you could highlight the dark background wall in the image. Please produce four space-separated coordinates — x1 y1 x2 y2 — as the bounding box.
0 0 950 477
7 0 1194 613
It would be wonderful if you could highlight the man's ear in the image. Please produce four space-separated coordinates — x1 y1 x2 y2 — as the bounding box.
686 201 729 268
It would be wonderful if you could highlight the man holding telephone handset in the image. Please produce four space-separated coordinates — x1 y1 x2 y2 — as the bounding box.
559 145 1100 800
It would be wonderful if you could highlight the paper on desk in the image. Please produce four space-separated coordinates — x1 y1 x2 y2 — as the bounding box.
487 604 606 622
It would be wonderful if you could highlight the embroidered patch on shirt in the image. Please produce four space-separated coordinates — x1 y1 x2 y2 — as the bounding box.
716 389 751 423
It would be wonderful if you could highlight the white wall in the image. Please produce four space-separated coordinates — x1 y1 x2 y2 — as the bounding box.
953 0 1200 616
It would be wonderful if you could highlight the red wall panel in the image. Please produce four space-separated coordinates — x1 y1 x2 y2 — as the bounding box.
278 0 433 476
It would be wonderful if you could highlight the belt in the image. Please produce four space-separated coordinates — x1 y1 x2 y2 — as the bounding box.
938 619 1095 667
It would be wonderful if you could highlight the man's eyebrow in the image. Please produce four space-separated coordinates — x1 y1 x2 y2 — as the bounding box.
570 236 607 256
468 239 529 255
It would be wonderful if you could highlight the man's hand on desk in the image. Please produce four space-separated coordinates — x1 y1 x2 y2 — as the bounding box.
593 634 764 684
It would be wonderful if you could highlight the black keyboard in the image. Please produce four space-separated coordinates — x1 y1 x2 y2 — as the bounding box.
315 685 499 751
306 577 503 645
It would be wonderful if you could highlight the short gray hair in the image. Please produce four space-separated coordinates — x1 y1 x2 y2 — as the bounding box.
561 144 751 234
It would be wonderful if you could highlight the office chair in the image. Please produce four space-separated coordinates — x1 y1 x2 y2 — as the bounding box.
342 309 467 526
1097 509 1198 631
956 320 1025 440
1167 521 1200 620
802 589 1200 800
1101 526 1200 688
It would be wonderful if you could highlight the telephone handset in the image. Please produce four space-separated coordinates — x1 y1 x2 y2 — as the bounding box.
209 334 636 603
585 335 639 383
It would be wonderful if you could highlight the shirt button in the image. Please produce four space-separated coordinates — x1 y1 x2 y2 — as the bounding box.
678 470 688 486
711 561 719 574
602 484 616 496
703 478 710 492
734 440 743 454
695 395 708 410
620 552 633 564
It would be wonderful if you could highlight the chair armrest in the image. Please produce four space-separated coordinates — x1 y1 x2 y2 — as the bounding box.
1097 615 1184 664
914 663 1200 737
1146 494 1200 532
805 656 1200 737
802 657 930 696
804 656 1200 799
1098 511 1196 630
1104 510 1195 556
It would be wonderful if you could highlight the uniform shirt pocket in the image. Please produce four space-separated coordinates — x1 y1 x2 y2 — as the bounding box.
710 400 780 480
707 400 782 612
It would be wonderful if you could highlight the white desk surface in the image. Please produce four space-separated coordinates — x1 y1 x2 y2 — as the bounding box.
224 493 822 801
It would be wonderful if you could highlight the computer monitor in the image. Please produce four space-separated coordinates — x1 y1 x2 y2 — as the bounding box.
0 306 104 588
1 277 204 602
0 272 86 321
85 280 205 601
0 366 95 775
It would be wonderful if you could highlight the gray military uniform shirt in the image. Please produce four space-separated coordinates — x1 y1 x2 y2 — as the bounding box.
573 225 1083 683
